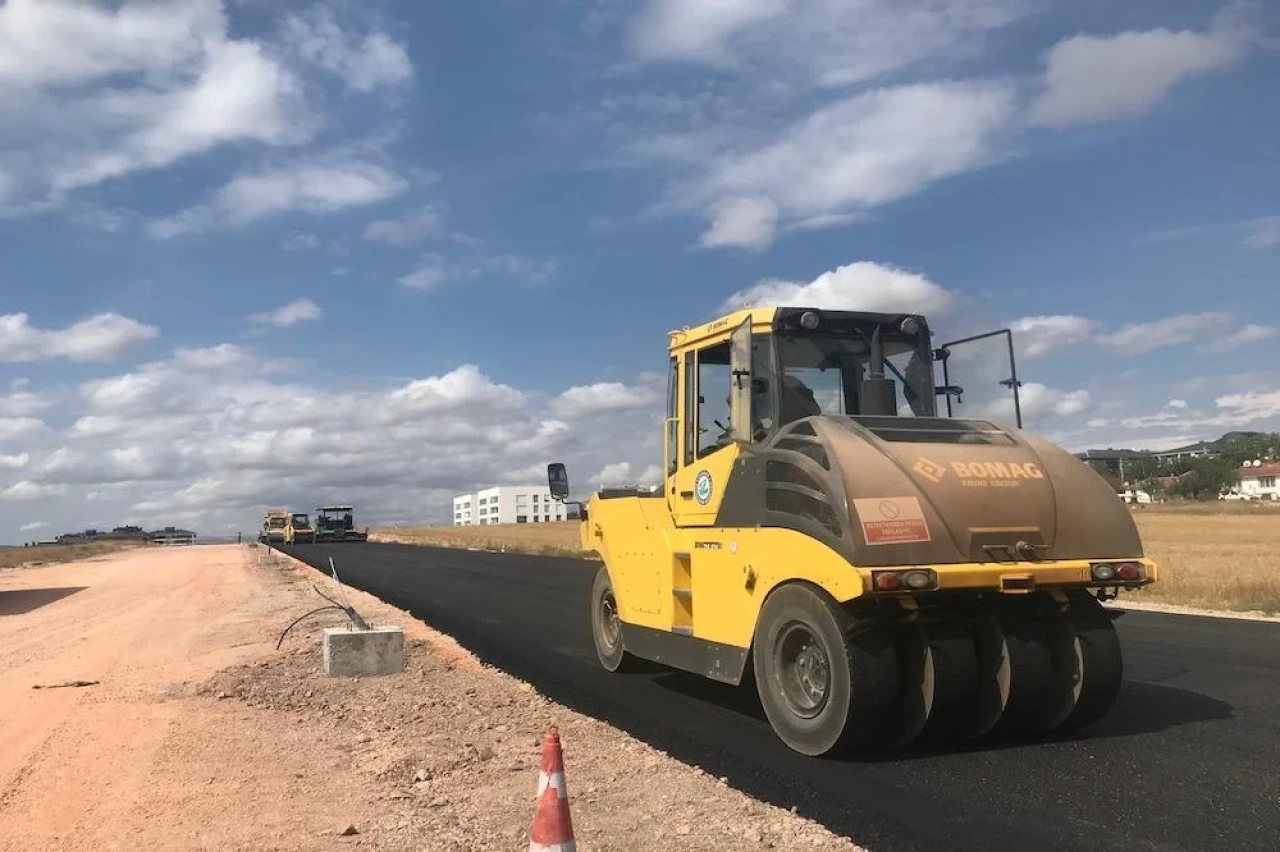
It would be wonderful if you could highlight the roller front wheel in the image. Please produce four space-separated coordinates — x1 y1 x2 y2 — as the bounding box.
752 585 899 757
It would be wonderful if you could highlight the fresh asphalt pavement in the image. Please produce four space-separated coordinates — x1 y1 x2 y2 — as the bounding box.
281 542 1280 852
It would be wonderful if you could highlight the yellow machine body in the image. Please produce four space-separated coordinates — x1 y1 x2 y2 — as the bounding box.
561 305 1157 707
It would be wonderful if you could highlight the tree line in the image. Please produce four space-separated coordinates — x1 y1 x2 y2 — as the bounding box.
1103 432 1280 501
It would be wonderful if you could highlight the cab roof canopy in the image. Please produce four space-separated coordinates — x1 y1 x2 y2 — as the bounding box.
319 505 353 511
667 305 931 352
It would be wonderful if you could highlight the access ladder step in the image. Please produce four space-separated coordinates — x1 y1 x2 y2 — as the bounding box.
672 625 693 636
673 587 692 598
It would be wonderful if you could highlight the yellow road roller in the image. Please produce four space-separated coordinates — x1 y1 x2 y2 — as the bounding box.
547 305 1157 756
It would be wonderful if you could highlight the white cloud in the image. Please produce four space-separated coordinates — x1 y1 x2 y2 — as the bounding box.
553 381 663 419
280 6 413 94
0 357 668 536
398 253 558 292
1167 399 1189 409
0 388 56 417
591 461 664 488
0 481 64 502
627 0 1029 89
0 1 419 212
1009 315 1095 358
171 343 257 371
1199 323 1277 354
282 231 322 251
399 254 450 291
150 160 408 237
1214 390 1280 422
1096 312 1231 355
984 382 1092 424
0 0 312 201
1241 216 1280 250
698 195 779 251
18 520 46 532
364 207 446 246
0 312 157 362
670 81 1016 240
1028 9 1257 129
0 452 29 469
720 260 956 317
51 39 306 194
0 417 48 442
248 298 322 328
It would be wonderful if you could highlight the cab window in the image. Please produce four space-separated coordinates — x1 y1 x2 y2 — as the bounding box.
695 342 731 459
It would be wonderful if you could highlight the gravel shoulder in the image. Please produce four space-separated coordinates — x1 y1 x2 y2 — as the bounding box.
0 541 865 850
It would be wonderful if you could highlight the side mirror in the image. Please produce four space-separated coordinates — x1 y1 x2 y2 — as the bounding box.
547 462 569 501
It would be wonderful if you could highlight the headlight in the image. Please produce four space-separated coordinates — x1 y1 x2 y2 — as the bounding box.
800 310 820 330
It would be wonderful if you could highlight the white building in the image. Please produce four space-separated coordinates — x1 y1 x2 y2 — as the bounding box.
452 485 568 526
1232 461 1280 500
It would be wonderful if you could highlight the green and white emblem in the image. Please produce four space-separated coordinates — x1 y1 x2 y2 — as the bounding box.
694 470 713 505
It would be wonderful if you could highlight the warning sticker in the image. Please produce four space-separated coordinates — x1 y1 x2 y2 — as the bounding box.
852 497 931 545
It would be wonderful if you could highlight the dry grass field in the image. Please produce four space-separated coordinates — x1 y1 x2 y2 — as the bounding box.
373 502 1280 615
0 540 145 572
372 522 584 557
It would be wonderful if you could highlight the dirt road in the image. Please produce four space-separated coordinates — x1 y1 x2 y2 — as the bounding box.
0 544 392 850
0 544 860 851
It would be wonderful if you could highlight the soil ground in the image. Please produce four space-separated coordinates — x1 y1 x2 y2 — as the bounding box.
0 543 862 851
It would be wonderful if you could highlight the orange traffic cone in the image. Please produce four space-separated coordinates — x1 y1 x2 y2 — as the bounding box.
529 725 576 852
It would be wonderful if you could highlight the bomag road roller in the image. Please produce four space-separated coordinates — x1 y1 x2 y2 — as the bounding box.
284 511 315 544
261 508 289 546
546 306 1157 757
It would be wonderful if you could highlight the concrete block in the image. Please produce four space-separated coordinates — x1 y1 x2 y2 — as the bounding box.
323 625 404 677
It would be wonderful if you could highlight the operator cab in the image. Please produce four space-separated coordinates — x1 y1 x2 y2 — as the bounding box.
291 512 311 528
684 307 1024 462
318 506 354 530
548 306 1026 511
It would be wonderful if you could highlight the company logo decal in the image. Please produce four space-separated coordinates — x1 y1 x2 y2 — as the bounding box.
951 461 1043 480
694 470 713 505
913 457 947 483
913 457 1044 488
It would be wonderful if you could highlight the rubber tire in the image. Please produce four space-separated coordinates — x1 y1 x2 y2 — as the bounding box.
590 566 644 672
996 603 1078 735
916 622 981 746
1057 594 1123 731
881 623 933 750
752 584 899 757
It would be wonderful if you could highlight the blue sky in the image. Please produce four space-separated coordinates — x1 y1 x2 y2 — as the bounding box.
1 0 1278 541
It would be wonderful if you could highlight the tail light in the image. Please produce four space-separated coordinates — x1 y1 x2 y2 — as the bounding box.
1090 561 1145 582
871 568 938 593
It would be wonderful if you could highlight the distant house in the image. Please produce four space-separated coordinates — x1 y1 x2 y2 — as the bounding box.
150 526 197 545
1226 461 1280 501
1076 448 1152 478
1076 430 1270 476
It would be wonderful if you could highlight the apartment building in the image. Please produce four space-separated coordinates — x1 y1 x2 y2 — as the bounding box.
452 485 568 526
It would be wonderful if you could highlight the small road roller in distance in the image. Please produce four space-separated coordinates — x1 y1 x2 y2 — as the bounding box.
284 511 316 544
547 305 1157 756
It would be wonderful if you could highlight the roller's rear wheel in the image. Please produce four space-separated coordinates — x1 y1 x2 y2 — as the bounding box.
1056 593 1123 731
591 566 644 672
996 598 1081 735
753 585 899 757
916 621 981 745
